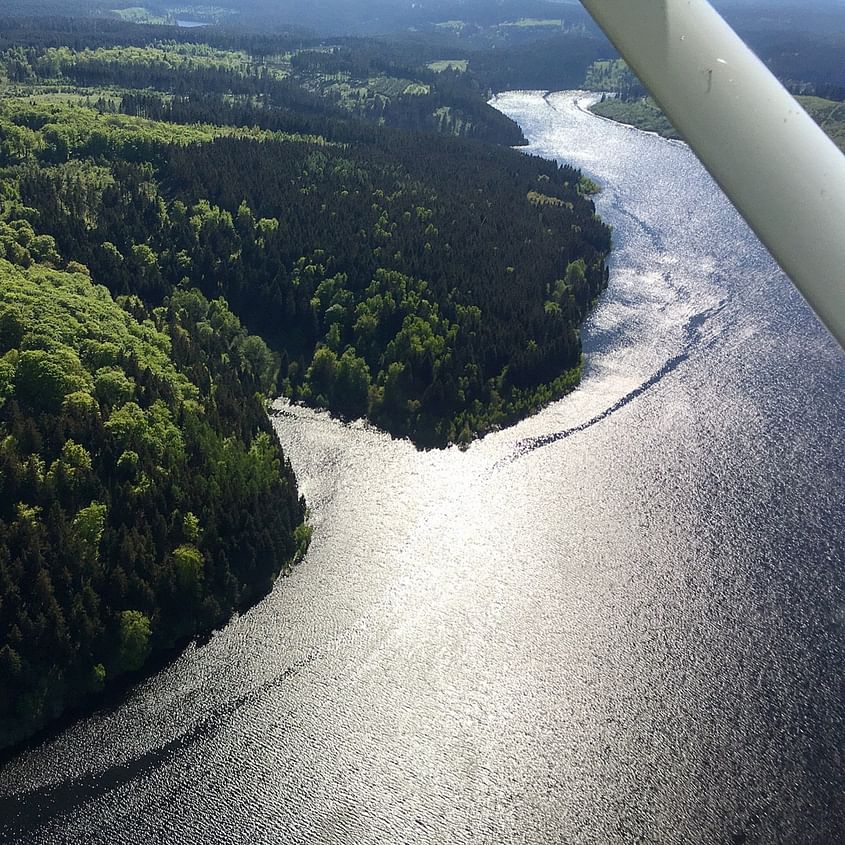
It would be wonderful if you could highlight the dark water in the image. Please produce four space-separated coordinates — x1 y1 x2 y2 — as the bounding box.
0 91 842 844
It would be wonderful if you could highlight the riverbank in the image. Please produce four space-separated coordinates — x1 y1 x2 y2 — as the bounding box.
590 93 845 152
589 96 682 140
0 509 312 760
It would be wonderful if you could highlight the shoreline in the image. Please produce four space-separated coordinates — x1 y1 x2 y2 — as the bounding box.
0 517 310 763
575 92 688 147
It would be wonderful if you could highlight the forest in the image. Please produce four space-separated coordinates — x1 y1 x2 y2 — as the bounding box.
0 248 307 750
0 26 528 146
0 82 610 446
0 16 612 750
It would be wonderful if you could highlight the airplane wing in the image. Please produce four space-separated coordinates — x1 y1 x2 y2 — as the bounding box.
580 0 845 349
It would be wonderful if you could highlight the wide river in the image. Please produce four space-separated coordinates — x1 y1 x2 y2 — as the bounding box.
1 91 843 844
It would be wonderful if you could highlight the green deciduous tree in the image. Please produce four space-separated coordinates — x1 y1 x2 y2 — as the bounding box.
73 502 107 561
117 610 151 673
15 349 88 409
334 348 371 417
172 544 204 591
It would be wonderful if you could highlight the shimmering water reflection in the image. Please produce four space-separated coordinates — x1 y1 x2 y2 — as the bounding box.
0 91 842 844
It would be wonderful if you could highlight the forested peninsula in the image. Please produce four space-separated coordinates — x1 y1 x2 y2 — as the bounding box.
0 19 610 750
0 34 611 446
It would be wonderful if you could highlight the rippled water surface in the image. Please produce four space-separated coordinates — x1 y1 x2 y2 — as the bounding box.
1 92 843 844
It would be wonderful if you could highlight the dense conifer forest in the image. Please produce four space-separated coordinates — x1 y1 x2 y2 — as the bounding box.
0 12 614 750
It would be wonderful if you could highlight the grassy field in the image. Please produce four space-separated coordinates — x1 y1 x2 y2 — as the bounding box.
1 89 123 107
110 7 169 24
590 94 845 152
109 5 232 25
427 60 468 73
310 73 430 112
797 96 845 151
589 97 682 140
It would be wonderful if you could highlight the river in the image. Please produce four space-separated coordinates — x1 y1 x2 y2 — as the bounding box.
0 91 842 844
